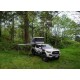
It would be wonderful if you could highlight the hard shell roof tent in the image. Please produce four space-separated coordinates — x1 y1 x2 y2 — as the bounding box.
31 37 44 44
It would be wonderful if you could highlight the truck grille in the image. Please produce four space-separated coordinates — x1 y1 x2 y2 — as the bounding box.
52 51 59 54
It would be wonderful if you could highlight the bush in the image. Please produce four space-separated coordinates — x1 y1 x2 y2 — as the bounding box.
17 45 31 51
0 42 17 51
47 35 63 48
0 41 32 52
46 35 80 49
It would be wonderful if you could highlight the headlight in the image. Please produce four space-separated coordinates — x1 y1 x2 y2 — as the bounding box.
46 51 51 53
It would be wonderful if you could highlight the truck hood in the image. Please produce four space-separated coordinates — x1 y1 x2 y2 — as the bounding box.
43 48 59 52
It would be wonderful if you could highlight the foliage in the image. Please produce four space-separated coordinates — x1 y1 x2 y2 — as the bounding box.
0 11 80 43
0 42 16 51
75 35 80 42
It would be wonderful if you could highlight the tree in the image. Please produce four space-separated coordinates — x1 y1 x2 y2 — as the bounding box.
28 11 37 38
10 12 15 42
23 11 29 43
0 11 4 41
0 12 2 40
39 11 53 42
16 11 30 43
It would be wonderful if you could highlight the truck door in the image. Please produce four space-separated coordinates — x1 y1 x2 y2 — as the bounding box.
35 45 41 54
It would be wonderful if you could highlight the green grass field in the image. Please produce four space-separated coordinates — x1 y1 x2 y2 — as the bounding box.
0 43 80 69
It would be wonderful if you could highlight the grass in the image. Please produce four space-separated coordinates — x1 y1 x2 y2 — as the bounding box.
0 43 80 69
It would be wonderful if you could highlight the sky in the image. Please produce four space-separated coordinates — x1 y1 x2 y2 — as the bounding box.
59 11 80 24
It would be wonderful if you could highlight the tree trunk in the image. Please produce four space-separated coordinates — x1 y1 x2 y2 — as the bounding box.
11 14 14 42
0 19 1 41
45 27 47 43
24 12 29 43
32 22 33 38
32 18 34 38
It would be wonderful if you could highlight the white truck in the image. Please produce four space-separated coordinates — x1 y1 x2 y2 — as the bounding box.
31 37 60 62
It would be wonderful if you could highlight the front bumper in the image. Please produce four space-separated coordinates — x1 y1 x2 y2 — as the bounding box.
46 51 60 58
47 54 60 58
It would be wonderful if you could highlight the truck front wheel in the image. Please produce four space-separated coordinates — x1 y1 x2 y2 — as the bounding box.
42 53 48 62
31 49 36 55
55 56 60 59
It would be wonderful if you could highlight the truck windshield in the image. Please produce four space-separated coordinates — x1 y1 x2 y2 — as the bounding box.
42 44 52 49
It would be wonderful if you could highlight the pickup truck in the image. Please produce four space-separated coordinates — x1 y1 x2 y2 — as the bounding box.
31 37 60 62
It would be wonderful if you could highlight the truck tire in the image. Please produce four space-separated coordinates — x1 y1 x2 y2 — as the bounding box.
42 53 48 62
31 49 36 55
55 56 60 59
